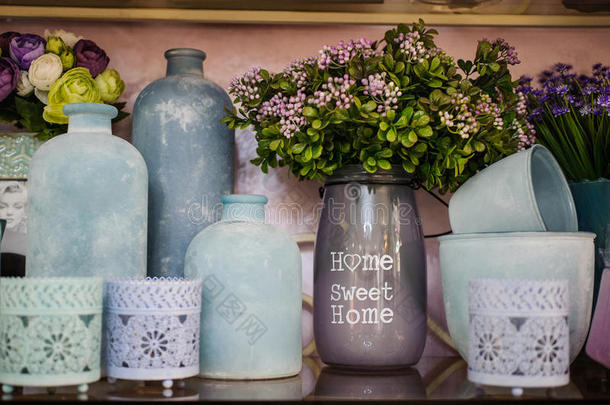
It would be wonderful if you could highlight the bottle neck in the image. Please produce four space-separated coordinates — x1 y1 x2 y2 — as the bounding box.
67 113 112 135
221 202 266 223
166 57 203 76
165 49 206 77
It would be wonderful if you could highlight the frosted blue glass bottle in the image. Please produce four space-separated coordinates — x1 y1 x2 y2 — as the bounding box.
132 48 234 278
26 103 148 279
184 194 302 380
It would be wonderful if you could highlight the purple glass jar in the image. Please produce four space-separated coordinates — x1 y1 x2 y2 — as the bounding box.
314 165 427 369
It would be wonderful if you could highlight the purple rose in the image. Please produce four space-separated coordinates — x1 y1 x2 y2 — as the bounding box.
73 39 109 77
9 34 46 70
0 57 19 102
0 32 19 56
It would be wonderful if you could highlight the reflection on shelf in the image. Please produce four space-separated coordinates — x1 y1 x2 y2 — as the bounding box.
314 366 425 400
188 375 302 401
0 356 608 402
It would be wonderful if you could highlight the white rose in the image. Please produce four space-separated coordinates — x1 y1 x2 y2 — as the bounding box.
15 71 34 97
35 88 49 105
28 53 63 91
44 29 83 48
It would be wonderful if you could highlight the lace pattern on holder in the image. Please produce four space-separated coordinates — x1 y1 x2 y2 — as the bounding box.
105 277 202 314
105 278 202 381
467 279 569 387
0 277 103 386
0 277 103 313
469 278 569 317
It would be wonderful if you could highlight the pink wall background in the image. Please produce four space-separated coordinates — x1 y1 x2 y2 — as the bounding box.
3 18 610 357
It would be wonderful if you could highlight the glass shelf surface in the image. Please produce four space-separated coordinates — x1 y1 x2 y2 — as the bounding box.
2 356 610 402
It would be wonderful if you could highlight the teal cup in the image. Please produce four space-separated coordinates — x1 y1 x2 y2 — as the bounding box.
448 145 578 234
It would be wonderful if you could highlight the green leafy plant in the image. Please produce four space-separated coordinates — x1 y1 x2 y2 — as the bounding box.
519 63 610 181
223 20 533 193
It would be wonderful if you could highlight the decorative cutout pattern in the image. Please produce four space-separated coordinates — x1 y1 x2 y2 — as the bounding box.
0 278 102 386
469 279 569 316
105 278 202 381
468 279 569 387
105 277 202 312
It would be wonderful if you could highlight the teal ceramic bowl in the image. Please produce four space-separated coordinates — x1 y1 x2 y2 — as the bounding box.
448 145 578 234
439 231 595 363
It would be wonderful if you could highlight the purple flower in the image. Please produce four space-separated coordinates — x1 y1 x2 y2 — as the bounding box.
582 84 599 95
577 74 595 87
485 38 519 65
73 39 109 77
528 107 543 122
361 72 401 116
517 84 532 95
256 88 307 138
0 31 19 56
308 74 355 110
517 120 536 150
317 38 381 70
550 104 569 117
567 95 584 108
549 84 569 96
554 63 572 74
283 57 315 88
0 56 20 102
229 67 264 102
532 89 550 103
394 31 429 63
9 34 45 70
579 104 593 116
598 95 610 109
593 63 609 79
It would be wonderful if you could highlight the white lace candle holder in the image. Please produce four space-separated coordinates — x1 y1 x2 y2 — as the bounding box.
105 278 202 388
0 277 103 394
467 279 570 396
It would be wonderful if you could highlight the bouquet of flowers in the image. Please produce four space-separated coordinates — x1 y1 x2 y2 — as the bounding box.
0 29 128 140
223 20 534 193
518 63 610 181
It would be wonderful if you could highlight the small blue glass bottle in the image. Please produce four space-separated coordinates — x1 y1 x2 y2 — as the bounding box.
185 194 302 380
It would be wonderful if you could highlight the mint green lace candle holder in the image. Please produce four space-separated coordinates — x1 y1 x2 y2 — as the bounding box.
0 277 103 394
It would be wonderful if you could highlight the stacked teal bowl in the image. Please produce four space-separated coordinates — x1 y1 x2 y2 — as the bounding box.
440 145 595 362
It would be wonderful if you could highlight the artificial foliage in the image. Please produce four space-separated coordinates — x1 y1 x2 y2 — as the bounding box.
519 63 610 181
224 20 534 192
0 29 128 140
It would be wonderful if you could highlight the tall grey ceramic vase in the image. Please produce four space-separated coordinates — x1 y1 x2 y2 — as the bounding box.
314 165 427 369
132 48 235 278
26 103 148 279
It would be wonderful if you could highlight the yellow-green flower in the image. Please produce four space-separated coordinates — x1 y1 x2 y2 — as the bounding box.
43 67 101 124
95 69 125 102
59 48 75 71
45 36 66 56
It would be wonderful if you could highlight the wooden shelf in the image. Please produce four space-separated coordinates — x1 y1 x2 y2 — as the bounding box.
1 1 610 26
